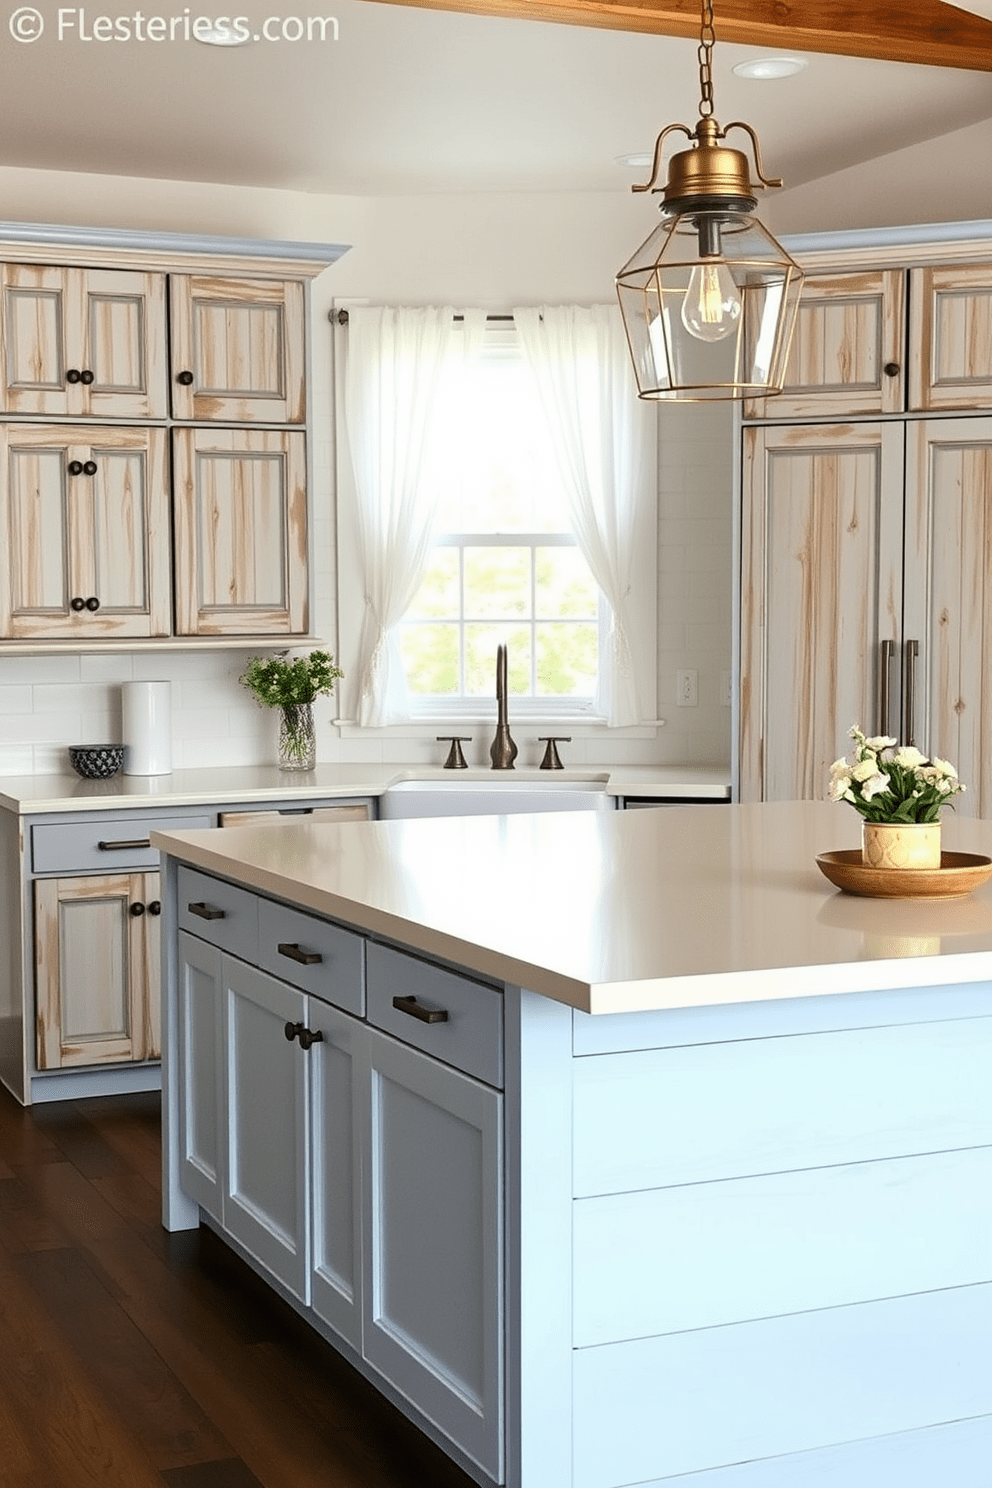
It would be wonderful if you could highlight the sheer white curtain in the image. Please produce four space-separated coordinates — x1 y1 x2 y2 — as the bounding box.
343 306 484 726
513 303 652 727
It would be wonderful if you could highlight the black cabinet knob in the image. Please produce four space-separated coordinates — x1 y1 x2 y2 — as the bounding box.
884 362 901 377
82 460 97 476
298 1027 325 1051
85 596 100 612
66 368 81 384
147 900 161 916
284 1020 304 1043
176 370 194 386
68 460 83 476
79 369 94 385
129 902 145 917
70 596 85 612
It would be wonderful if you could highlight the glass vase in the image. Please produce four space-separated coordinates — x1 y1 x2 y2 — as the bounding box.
278 702 316 771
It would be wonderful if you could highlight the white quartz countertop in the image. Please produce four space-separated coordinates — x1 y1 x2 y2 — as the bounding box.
0 761 731 815
153 800 992 1016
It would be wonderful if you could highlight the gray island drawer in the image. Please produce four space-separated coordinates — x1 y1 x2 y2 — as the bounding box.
367 941 503 1087
33 814 211 873
177 865 258 962
257 898 365 1015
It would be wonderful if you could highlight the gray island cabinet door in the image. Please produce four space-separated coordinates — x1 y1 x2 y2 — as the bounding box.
221 957 310 1302
176 932 225 1221
308 997 364 1353
362 1025 504 1483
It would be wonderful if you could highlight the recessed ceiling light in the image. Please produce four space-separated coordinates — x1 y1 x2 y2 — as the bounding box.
732 56 807 80
614 152 653 169
194 20 254 45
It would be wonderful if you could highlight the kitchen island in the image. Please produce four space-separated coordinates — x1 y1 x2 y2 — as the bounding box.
154 800 992 1488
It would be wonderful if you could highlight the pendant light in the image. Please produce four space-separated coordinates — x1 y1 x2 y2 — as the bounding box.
616 0 804 402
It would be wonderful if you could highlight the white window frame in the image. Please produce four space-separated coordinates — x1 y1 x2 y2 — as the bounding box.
333 304 658 739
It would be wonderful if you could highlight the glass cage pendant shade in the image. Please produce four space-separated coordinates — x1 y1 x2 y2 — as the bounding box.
617 206 804 402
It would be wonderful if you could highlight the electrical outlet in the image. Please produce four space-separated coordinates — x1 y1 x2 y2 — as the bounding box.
676 669 698 707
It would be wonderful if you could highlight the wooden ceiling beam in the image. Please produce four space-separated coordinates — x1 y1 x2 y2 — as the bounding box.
363 0 992 71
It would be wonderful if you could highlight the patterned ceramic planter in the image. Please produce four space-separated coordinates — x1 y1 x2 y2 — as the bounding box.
861 820 942 870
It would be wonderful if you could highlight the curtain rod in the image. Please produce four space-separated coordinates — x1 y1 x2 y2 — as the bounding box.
331 309 516 326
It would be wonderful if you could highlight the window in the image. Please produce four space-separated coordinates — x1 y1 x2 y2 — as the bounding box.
398 328 603 716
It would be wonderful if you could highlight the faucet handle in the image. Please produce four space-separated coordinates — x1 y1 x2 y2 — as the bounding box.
437 736 471 770
538 736 571 771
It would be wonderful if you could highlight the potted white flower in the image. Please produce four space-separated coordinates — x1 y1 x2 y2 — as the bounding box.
829 724 965 870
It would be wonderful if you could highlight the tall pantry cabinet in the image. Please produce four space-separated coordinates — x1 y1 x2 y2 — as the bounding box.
0 226 345 645
739 238 992 815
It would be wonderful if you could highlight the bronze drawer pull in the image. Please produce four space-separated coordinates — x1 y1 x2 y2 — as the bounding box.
188 901 225 921
98 837 151 851
392 994 448 1025
278 941 322 966
298 1027 324 1051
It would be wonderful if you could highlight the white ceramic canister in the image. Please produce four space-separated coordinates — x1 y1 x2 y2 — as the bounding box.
122 681 173 775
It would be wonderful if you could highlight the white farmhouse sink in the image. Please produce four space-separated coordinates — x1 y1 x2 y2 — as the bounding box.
378 778 616 819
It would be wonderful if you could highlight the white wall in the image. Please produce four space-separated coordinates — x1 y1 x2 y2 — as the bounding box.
0 166 734 774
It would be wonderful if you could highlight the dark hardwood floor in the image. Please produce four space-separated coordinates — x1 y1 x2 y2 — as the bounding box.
0 1086 477 1488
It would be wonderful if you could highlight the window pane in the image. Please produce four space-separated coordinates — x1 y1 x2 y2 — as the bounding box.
536 547 599 619
464 547 530 619
400 624 460 695
466 624 531 695
406 550 459 620
536 623 599 696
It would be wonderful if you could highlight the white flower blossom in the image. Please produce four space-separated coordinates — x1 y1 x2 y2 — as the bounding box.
892 746 927 769
931 757 958 778
861 772 891 801
864 734 898 751
828 724 964 819
851 757 878 782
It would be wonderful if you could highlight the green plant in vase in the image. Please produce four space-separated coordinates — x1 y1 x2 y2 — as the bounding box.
828 724 965 870
239 651 343 770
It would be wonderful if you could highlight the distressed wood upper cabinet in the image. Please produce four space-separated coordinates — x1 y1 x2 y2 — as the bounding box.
172 427 309 636
745 270 906 420
0 263 168 418
35 871 161 1070
169 274 306 423
909 264 992 411
0 423 171 639
903 417 992 817
739 422 904 803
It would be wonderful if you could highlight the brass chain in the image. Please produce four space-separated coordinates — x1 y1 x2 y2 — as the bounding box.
697 0 715 117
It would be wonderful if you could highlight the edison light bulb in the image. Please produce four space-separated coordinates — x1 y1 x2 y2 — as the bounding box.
681 260 742 342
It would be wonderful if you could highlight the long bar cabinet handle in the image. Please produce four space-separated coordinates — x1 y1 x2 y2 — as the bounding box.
879 640 894 739
278 941 323 966
903 639 919 747
392 994 448 1025
98 837 152 851
187 901 225 921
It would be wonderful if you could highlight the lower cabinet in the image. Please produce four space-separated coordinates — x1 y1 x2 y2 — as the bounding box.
35 870 161 1068
175 891 504 1482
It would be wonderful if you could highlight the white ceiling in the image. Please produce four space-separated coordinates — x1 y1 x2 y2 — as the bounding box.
5 0 992 197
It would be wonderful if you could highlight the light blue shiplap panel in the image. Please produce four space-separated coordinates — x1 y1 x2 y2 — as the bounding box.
573 1017 992 1196
572 1283 992 1487
611 1413 992 1487
573 1147 992 1345
572 982 992 1056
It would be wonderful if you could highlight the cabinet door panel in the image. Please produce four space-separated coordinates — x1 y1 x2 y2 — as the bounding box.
222 957 310 1299
0 424 171 638
79 269 168 419
904 417 992 815
310 1000 364 1349
170 274 305 423
172 428 308 635
363 1028 503 1480
1 265 68 414
177 932 224 1218
910 265 992 411
746 270 905 419
35 871 158 1069
740 422 904 801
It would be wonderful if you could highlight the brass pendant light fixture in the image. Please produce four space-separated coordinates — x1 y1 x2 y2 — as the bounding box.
616 0 804 402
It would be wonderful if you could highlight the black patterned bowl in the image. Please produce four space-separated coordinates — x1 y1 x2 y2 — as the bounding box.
68 745 125 779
